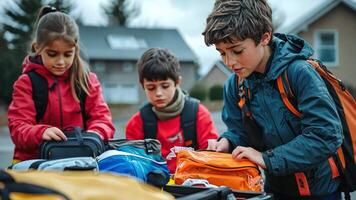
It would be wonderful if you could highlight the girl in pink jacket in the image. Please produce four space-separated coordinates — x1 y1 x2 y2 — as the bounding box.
8 6 115 162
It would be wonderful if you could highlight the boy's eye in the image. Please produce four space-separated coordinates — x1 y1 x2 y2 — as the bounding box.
145 86 155 91
162 84 170 89
232 49 243 55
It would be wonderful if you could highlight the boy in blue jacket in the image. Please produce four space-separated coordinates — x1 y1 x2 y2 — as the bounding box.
204 0 343 199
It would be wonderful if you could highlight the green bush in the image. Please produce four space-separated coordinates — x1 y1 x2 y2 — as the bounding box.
189 84 207 101
209 84 223 101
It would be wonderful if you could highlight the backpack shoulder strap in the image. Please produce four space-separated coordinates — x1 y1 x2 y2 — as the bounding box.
28 71 48 123
276 70 302 118
140 103 157 139
75 84 87 129
181 96 199 149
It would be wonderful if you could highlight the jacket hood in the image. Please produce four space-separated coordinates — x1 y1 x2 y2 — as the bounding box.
265 33 314 80
22 56 70 78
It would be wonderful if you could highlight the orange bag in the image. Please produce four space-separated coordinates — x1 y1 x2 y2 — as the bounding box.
174 150 263 191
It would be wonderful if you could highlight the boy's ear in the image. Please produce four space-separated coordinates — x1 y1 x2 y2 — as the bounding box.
176 76 182 86
260 32 272 46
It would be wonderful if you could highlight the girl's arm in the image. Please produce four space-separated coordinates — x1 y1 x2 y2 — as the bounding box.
8 74 51 149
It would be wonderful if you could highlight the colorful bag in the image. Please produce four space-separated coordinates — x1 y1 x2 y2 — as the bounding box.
98 139 170 187
10 157 98 171
0 170 174 200
174 150 263 191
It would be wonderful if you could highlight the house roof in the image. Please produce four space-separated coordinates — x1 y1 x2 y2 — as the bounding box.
214 60 232 76
277 0 356 34
79 25 198 62
200 60 232 81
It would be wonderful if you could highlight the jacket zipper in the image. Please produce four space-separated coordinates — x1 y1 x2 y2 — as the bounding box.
55 77 64 129
261 84 285 144
183 157 260 172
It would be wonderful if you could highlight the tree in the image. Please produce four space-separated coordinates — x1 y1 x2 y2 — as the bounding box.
189 84 207 101
103 0 140 26
209 84 223 101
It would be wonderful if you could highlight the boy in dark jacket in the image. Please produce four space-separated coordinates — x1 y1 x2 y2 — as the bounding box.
204 0 342 199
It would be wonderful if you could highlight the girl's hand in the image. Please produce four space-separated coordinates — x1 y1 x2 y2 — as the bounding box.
207 138 230 153
232 146 266 169
42 127 67 141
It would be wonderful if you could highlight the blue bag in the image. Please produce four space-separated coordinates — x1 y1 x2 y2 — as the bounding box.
98 139 170 187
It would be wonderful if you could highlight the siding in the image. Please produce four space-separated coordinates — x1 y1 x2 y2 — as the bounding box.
298 4 356 86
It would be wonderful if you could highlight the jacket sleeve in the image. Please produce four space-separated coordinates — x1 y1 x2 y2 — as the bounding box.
220 75 249 149
262 61 343 176
125 112 144 140
196 104 219 149
85 73 115 140
8 74 50 150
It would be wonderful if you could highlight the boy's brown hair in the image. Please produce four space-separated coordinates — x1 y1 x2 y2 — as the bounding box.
137 48 180 87
203 0 273 46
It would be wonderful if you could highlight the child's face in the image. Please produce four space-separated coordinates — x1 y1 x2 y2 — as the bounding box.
215 33 271 78
35 38 76 76
143 78 179 109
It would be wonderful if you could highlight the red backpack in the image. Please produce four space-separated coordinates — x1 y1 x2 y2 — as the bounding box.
276 59 356 198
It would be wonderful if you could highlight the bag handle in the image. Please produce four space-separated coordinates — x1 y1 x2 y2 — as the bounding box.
73 126 84 145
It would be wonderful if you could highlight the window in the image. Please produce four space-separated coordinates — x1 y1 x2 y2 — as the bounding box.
93 62 106 73
107 34 147 50
314 30 339 66
103 83 139 104
122 62 134 73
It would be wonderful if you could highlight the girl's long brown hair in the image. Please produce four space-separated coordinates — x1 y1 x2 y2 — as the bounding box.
31 6 90 101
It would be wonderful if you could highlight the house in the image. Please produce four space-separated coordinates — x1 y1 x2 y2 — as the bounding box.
198 60 232 89
79 25 199 105
277 0 356 86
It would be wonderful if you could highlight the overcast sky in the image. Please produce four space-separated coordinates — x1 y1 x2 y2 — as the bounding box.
0 0 348 75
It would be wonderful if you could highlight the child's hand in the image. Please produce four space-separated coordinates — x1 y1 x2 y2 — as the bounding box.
232 146 266 169
207 138 230 153
42 127 67 141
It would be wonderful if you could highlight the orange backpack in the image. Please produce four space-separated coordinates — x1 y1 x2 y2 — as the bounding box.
277 59 356 196
174 150 263 191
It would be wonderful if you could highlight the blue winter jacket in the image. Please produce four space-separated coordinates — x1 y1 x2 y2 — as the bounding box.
220 33 343 196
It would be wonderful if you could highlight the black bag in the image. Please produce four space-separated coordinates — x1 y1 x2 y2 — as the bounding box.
164 185 273 200
39 127 105 159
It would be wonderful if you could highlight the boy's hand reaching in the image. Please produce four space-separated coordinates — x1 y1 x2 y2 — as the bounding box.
207 138 230 153
232 146 266 169
42 127 67 141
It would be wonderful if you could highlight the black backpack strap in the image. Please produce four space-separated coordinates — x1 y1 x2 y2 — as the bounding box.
140 103 157 139
181 97 199 149
75 84 87 129
28 71 87 126
28 71 48 123
140 98 199 149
